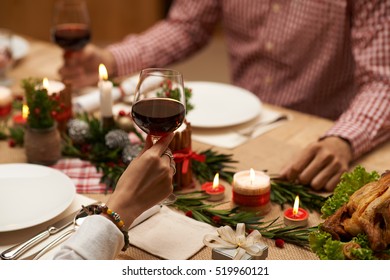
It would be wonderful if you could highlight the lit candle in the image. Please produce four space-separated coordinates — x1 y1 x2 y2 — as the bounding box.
283 195 309 227
0 86 12 118
42 77 65 96
98 64 113 118
232 168 271 214
201 173 225 201
13 104 29 126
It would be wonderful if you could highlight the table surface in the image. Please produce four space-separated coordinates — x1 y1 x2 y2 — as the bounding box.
2 36 390 260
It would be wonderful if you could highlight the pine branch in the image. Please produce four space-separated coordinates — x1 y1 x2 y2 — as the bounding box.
271 179 329 212
172 191 315 248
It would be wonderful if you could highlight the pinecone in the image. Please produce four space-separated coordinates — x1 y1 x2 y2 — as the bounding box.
105 129 130 149
122 144 142 164
67 119 90 144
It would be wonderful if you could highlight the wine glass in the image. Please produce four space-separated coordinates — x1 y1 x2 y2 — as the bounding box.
0 28 14 86
51 0 91 54
131 68 186 204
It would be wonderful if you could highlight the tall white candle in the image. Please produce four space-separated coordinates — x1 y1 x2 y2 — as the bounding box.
98 64 113 117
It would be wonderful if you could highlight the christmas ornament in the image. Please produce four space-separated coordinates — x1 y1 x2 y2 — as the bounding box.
122 144 142 164
105 129 130 149
67 119 90 144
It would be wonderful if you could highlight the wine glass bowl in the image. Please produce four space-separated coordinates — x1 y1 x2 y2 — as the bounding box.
131 68 186 140
51 0 91 52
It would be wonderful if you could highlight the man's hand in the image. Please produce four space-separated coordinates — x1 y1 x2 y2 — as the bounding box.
280 136 353 192
59 44 116 89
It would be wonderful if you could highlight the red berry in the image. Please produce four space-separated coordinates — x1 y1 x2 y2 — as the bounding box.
34 107 41 115
51 111 58 118
212 216 221 224
185 211 193 218
275 239 285 248
118 110 126 117
8 139 16 147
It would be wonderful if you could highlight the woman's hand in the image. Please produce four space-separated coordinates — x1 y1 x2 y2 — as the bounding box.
280 136 353 192
106 133 175 226
59 44 116 89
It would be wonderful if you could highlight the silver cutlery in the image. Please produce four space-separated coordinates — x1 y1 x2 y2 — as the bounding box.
31 208 88 260
237 115 288 137
0 209 80 260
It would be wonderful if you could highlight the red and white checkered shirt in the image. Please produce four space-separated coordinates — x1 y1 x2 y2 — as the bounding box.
108 0 390 159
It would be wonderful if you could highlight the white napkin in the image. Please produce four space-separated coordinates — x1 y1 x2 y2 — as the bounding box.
129 206 216 260
72 87 122 113
191 108 289 149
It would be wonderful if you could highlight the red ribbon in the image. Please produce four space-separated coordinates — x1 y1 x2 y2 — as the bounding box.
173 148 206 174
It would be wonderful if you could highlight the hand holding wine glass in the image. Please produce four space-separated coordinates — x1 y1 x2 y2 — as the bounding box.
51 0 91 54
131 68 186 204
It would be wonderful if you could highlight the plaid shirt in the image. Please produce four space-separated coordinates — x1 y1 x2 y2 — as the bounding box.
108 0 390 159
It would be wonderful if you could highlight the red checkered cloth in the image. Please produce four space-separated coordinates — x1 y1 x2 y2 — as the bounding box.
51 158 110 194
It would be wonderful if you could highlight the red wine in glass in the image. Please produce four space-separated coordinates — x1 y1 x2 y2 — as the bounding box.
52 23 91 51
132 98 186 137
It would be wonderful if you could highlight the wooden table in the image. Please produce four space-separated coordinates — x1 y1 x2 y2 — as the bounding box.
2 36 390 260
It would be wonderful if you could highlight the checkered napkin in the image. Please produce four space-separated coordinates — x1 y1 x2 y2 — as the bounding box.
50 158 109 194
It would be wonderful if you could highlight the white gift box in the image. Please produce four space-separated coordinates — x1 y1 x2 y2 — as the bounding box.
211 244 268 260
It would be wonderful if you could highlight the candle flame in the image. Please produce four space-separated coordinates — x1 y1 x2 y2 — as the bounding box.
212 173 219 190
250 168 255 185
99 64 108 80
293 195 300 216
42 77 49 91
22 104 29 119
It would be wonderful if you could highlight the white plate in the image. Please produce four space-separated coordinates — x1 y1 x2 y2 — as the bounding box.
11 35 30 60
185 81 262 128
0 164 76 232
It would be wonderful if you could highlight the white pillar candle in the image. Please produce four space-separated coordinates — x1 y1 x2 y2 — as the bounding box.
0 86 12 118
232 169 271 214
42 78 65 96
0 86 12 106
98 64 113 118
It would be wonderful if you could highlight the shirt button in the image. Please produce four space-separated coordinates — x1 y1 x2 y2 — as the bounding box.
272 3 281 13
265 41 274 51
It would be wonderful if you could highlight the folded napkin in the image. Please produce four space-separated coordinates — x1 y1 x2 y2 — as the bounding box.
129 206 216 260
72 87 122 113
191 108 289 149
51 158 108 194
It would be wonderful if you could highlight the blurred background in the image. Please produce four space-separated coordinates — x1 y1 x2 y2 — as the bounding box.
0 0 229 82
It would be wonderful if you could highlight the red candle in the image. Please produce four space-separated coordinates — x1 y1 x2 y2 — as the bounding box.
201 173 225 201
12 104 29 126
283 195 309 227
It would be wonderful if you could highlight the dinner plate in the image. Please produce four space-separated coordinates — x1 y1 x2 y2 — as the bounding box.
0 164 76 232
11 35 30 60
185 81 262 128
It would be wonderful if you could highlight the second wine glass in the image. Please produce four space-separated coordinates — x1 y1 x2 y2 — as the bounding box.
51 0 91 52
131 68 186 204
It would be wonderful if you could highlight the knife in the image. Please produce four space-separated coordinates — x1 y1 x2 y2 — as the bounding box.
0 209 79 260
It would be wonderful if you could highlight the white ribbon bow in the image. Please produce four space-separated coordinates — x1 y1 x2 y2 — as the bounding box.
203 223 265 260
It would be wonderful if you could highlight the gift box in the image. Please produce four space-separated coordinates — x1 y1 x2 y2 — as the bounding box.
211 244 268 260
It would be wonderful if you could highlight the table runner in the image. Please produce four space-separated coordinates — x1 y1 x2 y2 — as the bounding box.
51 158 109 194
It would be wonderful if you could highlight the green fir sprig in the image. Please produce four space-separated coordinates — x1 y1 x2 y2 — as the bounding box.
270 179 329 213
172 191 317 248
192 149 237 183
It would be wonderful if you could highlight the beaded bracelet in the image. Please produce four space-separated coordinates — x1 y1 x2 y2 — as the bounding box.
82 203 130 251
